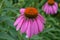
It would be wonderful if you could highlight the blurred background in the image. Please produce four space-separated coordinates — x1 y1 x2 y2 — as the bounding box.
0 0 60 40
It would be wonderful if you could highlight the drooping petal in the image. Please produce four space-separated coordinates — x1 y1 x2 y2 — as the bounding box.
38 14 45 24
53 4 58 13
26 19 34 38
43 3 49 12
30 19 34 36
50 6 54 14
54 2 58 8
19 8 25 14
33 19 39 35
20 19 28 33
46 5 49 14
26 19 31 38
36 18 44 32
16 17 25 31
14 15 24 26
48 6 52 14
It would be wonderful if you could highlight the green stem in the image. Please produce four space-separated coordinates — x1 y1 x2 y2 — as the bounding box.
28 38 30 40
17 31 24 40
34 0 38 8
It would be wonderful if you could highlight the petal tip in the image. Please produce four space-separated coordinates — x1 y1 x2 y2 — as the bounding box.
19 8 25 14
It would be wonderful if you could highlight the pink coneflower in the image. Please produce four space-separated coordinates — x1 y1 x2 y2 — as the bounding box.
42 0 58 14
14 7 45 38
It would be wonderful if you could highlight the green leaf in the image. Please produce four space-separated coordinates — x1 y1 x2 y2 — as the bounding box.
0 32 15 40
3 0 12 7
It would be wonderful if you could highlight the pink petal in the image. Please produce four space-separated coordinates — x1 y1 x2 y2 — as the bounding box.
36 18 44 32
43 5 48 12
49 6 54 14
48 6 52 14
33 19 39 35
46 6 49 14
16 17 25 31
47 6 50 14
30 19 34 36
43 3 49 12
14 15 24 26
20 19 28 33
37 16 45 24
54 2 58 8
38 14 45 24
26 19 34 38
19 8 25 14
26 19 31 38
53 5 58 13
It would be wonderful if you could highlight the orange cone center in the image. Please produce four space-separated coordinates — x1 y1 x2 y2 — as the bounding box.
24 7 38 18
48 0 55 5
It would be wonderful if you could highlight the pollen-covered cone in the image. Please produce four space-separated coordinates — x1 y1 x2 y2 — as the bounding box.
42 0 58 14
14 7 45 38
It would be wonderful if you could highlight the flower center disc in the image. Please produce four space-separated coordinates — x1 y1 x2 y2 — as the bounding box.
24 7 38 18
48 0 54 5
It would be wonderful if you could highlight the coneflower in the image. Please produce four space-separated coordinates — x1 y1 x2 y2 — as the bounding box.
42 0 58 14
14 7 45 38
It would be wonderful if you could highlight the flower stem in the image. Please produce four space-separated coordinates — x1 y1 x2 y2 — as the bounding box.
17 31 24 40
28 38 31 40
34 0 38 8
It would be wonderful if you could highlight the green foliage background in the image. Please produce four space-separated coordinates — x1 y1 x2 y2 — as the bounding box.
0 0 60 40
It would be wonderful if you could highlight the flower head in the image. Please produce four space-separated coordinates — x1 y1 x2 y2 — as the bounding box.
14 7 45 38
42 0 58 14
